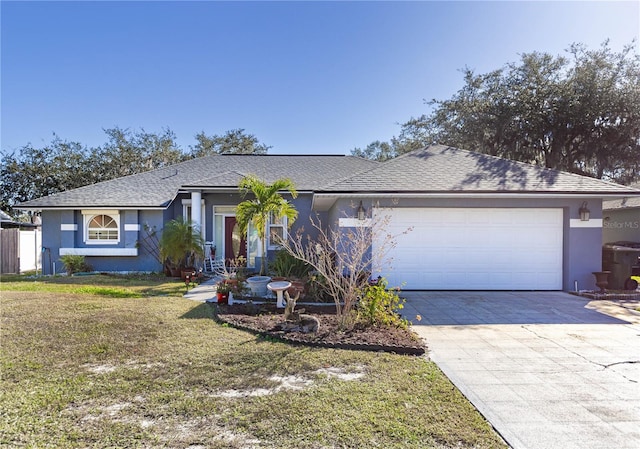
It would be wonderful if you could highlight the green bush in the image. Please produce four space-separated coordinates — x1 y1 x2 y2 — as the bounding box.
60 255 92 275
357 278 408 329
159 218 204 270
269 249 311 279
307 272 333 302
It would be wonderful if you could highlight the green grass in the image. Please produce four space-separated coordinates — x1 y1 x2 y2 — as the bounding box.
0 273 188 298
0 278 506 448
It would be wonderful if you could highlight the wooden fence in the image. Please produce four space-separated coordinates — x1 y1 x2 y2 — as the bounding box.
1 228 20 274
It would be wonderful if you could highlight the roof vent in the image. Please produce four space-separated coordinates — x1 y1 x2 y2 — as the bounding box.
161 169 178 179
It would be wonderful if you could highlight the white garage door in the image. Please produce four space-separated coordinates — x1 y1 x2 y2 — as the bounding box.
373 208 563 290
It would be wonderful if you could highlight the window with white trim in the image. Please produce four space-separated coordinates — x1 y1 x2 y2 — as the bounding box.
84 213 120 244
268 213 287 249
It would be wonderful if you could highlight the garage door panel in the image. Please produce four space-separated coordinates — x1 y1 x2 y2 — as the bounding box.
417 271 441 285
468 251 504 267
512 209 545 225
490 272 515 285
485 251 514 268
445 209 466 224
463 228 488 246
524 229 561 246
536 271 563 287
442 249 465 264
443 271 466 285
373 208 563 290
415 210 441 224
423 232 448 245
488 209 513 224
510 275 539 289
468 210 491 225
532 250 562 264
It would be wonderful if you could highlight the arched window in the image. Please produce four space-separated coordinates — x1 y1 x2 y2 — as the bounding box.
86 214 119 242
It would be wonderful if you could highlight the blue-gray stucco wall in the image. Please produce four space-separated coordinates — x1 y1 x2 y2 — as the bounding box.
40 209 164 275
41 210 62 275
39 193 325 275
327 196 604 291
40 194 605 290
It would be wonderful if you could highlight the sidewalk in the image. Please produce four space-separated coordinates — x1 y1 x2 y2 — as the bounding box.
183 277 219 302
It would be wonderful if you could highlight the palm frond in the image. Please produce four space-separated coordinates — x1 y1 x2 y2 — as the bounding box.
234 175 299 274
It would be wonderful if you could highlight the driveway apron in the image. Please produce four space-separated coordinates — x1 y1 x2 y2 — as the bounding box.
403 291 640 449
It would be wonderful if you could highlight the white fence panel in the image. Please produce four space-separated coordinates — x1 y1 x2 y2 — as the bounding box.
20 229 42 273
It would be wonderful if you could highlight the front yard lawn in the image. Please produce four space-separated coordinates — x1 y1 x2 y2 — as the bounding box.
0 272 187 298
1 275 506 448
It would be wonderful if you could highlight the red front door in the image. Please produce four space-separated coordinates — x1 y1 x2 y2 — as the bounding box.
224 216 247 262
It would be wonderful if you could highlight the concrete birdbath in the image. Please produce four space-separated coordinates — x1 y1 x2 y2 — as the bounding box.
267 281 292 308
246 275 271 297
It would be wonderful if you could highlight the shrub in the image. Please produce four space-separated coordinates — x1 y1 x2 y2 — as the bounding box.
159 218 204 270
357 278 408 329
60 255 92 275
269 249 311 279
307 272 333 302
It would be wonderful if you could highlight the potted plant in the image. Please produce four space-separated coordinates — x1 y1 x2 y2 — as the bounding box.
159 217 205 277
216 281 231 304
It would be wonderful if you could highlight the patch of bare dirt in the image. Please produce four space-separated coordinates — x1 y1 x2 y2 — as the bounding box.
215 303 426 355
212 366 367 398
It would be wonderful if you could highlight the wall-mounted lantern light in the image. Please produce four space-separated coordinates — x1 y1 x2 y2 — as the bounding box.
357 201 366 221
579 201 590 221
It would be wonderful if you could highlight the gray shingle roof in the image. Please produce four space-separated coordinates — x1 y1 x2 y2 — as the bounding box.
18 147 639 210
17 155 379 209
1 210 38 228
322 145 640 194
603 183 640 210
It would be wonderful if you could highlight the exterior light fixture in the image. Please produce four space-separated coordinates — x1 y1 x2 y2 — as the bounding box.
579 201 590 221
357 201 366 221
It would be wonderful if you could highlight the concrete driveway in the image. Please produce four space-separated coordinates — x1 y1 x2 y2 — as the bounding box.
403 291 640 449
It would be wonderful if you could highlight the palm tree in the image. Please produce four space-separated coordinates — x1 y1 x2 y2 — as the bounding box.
235 175 298 275
159 217 205 272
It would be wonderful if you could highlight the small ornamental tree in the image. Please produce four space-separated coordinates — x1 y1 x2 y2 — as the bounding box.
235 176 298 275
279 208 411 329
159 218 205 271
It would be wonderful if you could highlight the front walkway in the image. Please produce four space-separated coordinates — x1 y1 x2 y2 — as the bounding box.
183 277 219 302
404 291 640 449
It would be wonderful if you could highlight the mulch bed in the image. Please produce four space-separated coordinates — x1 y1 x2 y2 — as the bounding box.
211 302 426 355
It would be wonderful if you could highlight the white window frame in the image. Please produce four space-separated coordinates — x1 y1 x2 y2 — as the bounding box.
82 210 120 245
212 205 259 269
267 213 288 250
182 199 206 239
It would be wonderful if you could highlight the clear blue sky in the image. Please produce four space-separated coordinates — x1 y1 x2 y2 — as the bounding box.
2 1 639 155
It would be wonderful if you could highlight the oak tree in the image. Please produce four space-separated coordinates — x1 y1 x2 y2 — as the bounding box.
354 42 640 184
190 128 270 157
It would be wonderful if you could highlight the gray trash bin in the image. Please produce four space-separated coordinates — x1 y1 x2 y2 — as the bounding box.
602 242 640 290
